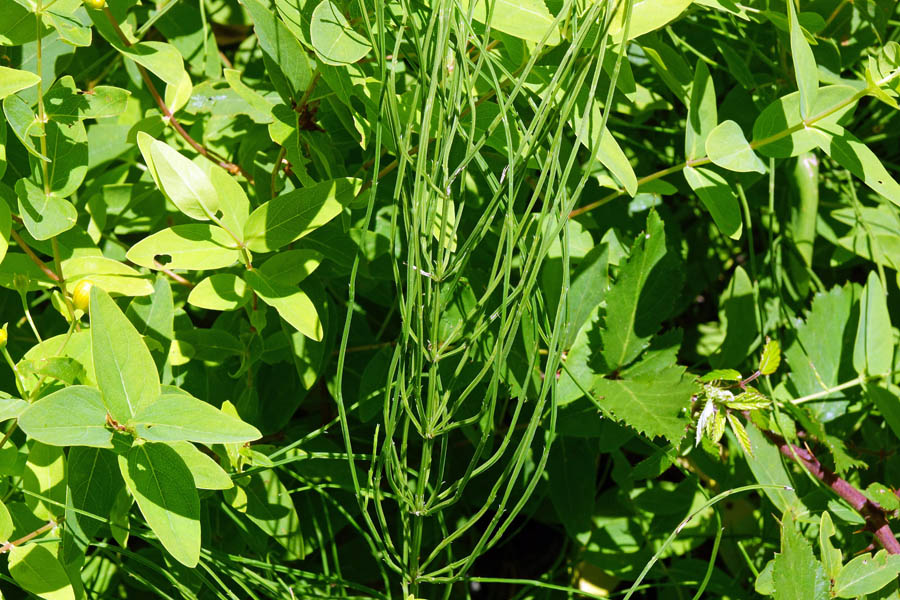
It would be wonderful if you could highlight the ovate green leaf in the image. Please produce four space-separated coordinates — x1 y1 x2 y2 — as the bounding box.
461 0 560 45
834 551 900 598
609 0 692 42
685 60 717 161
759 338 782 376
853 272 893 376
0 66 41 99
187 273 250 311
139 134 220 221
18 386 111 448
15 178 78 241
244 178 360 252
90 286 160 422
310 0 371 65
244 269 323 340
67 446 124 539
816 126 900 209
130 393 261 444
683 166 743 239
119 442 200 567
165 441 233 490
706 120 766 173
8 543 75 600
126 225 241 271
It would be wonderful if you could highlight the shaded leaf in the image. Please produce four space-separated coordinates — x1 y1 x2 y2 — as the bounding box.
8 543 75 600
706 120 766 173
129 393 261 444
683 166 743 239
773 512 829 600
126 225 242 271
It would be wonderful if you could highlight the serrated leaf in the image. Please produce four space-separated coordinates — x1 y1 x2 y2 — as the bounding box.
706 120 766 173
18 386 111 448
854 272 893 377
683 166 743 240
593 366 696 443
129 393 261 444
600 211 682 371
698 369 743 383
709 409 727 443
759 339 782 376
727 412 753 457
91 286 160 422
834 551 900 598
119 442 200 567
773 512 829 600
819 511 842 581
696 397 715 446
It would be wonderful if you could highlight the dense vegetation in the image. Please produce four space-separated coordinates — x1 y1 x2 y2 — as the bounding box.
1 0 900 598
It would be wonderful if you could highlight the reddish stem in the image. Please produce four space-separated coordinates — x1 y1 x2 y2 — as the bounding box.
9 228 61 283
0 520 58 553
760 426 900 554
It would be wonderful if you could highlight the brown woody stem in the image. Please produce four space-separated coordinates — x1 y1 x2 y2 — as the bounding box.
0 519 58 553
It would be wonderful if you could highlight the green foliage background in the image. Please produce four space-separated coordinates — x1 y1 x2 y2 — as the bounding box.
1 0 900 598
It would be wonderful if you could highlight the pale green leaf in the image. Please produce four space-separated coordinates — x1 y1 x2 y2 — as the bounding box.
258 249 323 286
16 178 77 241
126 225 241 271
8 543 75 600
209 166 249 242
683 165 743 239
141 135 220 221
165 441 233 490
18 386 111 448
310 0 371 65
698 369 742 382
759 338 782 376
187 273 250 311
242 0 314 103
819 511 842 581
119 442 200 567
461 0 560 45
90 285 160 422
30 119 88 198
0 66 41 99
44 76 129 122
62 256 154 297
244 178 360 252
130 393 261 444
787 0 817 119
854 272 893 376
685 60 717 161
726 411 753 457
706 120 766 173
610 0 692 42
244 269 323 340
23 443 66 521
834 551 900 598
0 498 11 541
117 41 185 88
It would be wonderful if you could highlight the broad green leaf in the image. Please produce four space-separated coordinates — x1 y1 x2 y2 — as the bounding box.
461 0 560 45
223 68 275 123
209 166 250 242
609 0 692 41
126 225 241 271
130 393 262 444
548 437 596 545
164 70 192 114
240 469 304 559
600 211 682 371
119 442 200 567
23 442 66 520
44 76 129 122
752 85 857 158
3 94 49 161
8 543 75 600
242 0 314 103
62 256 154 297
126 276 175 355
18 386 111 448
0 1 40 45
787 0 817 119
68 446 123 539
685 60 717 160
818 511 842 581
310 0 371 65
90 285 160 422
258 249 323 286
759 339 782 376
710 266 756 367
706 120 766 173
16 178 78 241
188 273 250 311
869 384 900 444
30 119 88 198
244 269 323 341
165 441 233 490
0 66 41 99
140 135 220 221
117 41 186 88
683 166 742 239
834 551 900 598
593 366 696 443
853 272 893 376
43 9 92 47
773 512 829 600
816 126 900 209
0 498 10 540
244 178 360 252
0 397 27 421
